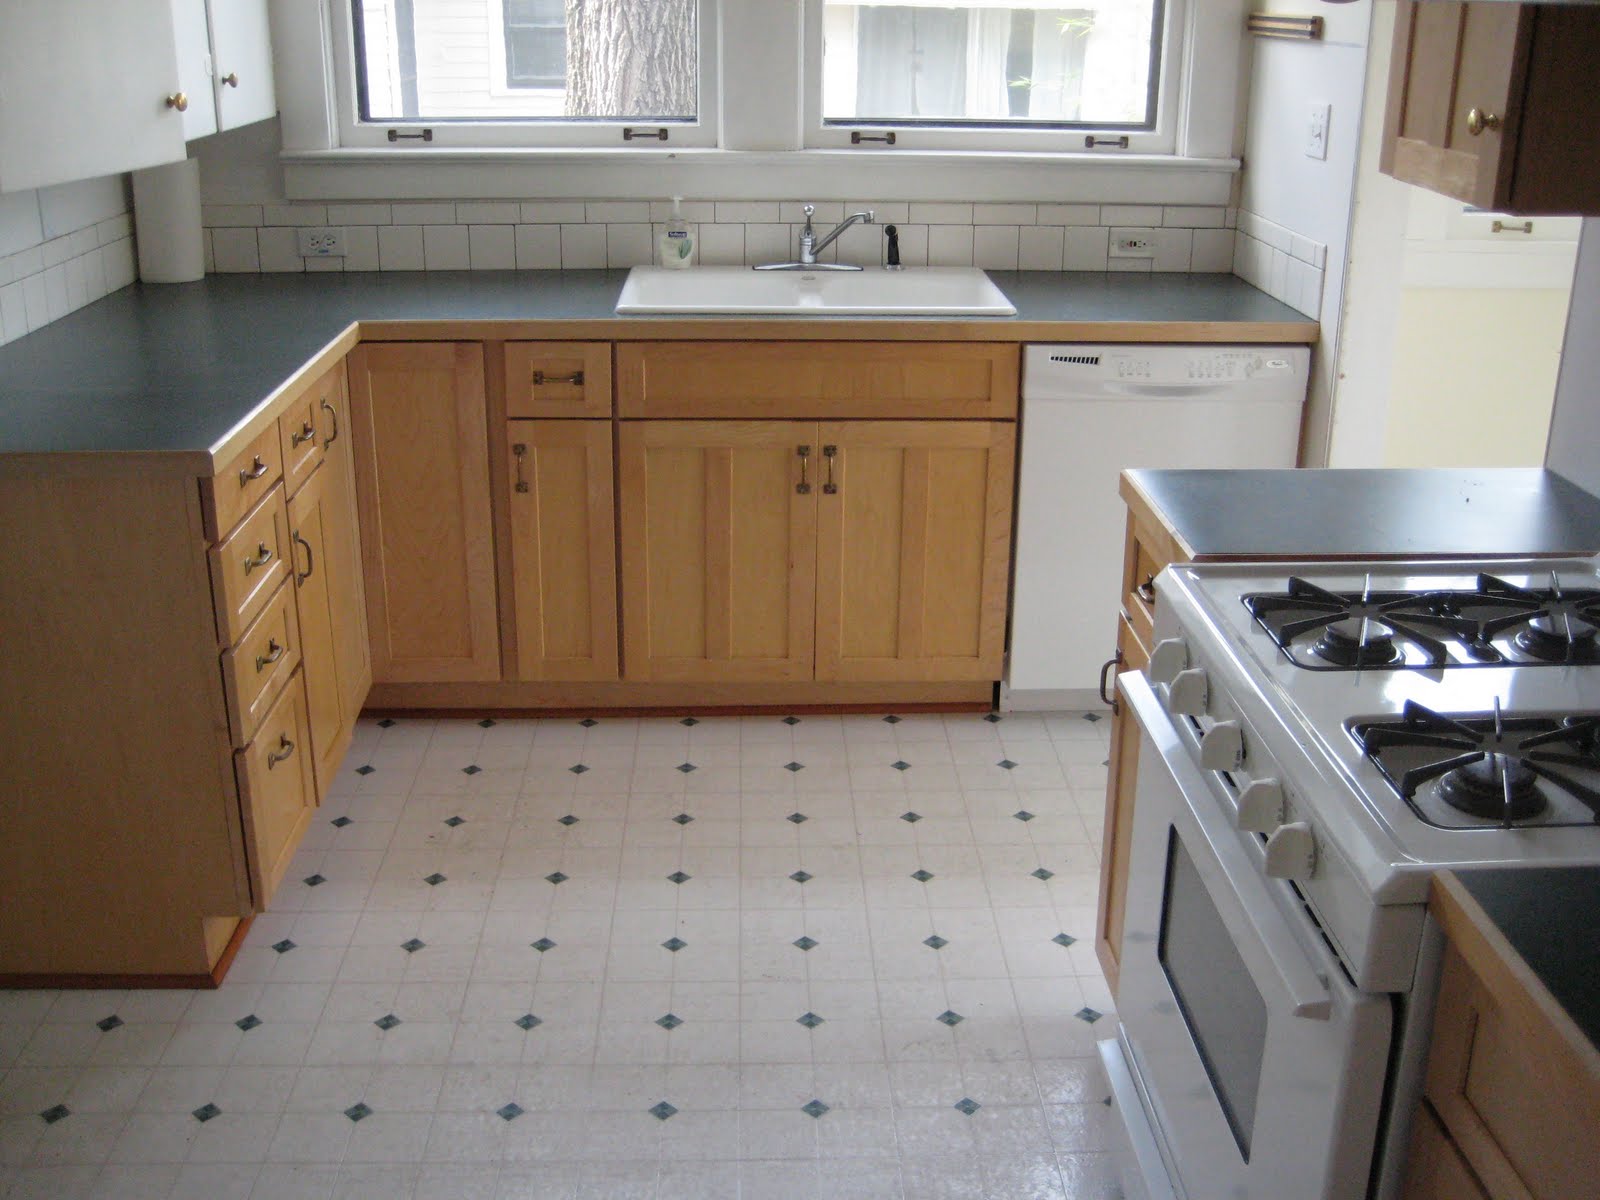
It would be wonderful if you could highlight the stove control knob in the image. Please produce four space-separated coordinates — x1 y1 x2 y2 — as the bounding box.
1264 821 1317 882
1167 668 1209 717
1237 778 1285 834
1200 721 1244 772
1149 638 1189 686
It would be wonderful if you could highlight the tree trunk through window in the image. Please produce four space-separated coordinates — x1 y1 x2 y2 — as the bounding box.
564 0 695 118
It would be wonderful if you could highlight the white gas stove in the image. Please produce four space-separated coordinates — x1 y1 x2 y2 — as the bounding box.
1103 556 1600 1200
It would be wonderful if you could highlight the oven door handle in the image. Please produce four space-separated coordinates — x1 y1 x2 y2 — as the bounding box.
1123 672 1333 1021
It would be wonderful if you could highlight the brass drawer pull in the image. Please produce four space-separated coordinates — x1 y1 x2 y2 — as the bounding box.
1136 575 1156 605
266 733 295 768
293 531 314 584
290 420 316 448
238 455 269 486
513 443 531 493
796 445 811 495
532 370 584 387
255 639 286 672
1098 647 1125 714
823 445 838 494
320 398 340 446
221 72 239 88
1465 107 1502 136
243 542 273 574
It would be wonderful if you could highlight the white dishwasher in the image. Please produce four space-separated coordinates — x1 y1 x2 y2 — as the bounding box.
1004 343 1309 709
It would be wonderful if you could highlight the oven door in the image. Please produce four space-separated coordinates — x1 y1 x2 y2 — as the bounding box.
1113 672 1392 1200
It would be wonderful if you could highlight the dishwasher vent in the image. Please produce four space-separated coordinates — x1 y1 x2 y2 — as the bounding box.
1049 354 1101 366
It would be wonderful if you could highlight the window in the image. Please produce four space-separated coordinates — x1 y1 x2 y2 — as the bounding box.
340 0 712 145
807 0 1176 151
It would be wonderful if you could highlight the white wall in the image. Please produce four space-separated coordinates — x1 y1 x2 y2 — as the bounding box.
1235 1 1372 465
0 175 137 346
1546 220 1600 494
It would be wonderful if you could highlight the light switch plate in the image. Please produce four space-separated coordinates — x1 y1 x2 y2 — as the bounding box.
1306 103 1331 161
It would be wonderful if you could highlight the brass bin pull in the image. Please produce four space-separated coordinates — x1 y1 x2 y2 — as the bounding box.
243 542 273 573
513 444 530 493
1136 575 1157 604
255 639 286 673
266 733 295 768
1098 647 1125 713
823 445 838 494
293 531 314 584
796 445 811 495
291 420 316 447
532 370 584 387
1466 107 1502 136
320 398 340 446
238 455 269 486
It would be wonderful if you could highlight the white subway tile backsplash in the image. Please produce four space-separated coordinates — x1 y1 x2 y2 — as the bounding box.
606 223 654 268
780 202 842 225
423 225 470 270
343 226 381 272
22 273 49 329
1289 233 1319 266
1151 228 1193 273
377 226 425 271
1017 225 1064 271
514 224 562 269
211 228 262 273
909 202 973 226
560 224 606 269
258 227 304 273
893 223 928 267
1107 258 1154 273
1191 228 1235 273
696 223 744 266
0 171 134 343
263 204 327 228
1231 210 1327 318
202 204 264 228
586 201 651 224
456 202 521 225
306 256 344 273
43 264 69 321
0 281 26 344
105 238 136 290
392 202 458 226
1035 204 1100 226
744 223 792 267
1063 227 1110 272
1163 206 1225 228
520 201 587 224
0 190 45 257
1101 204 1162 227
715 202 781 224
468 225 516 270
327 204 393 227
849 201 909 225
972 226 1020 270
37 175 127 239
651 199 716 222
927 224 974 267
973 203 1036 226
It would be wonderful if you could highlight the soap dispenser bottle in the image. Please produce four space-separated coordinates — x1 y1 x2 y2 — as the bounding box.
658 196 695 269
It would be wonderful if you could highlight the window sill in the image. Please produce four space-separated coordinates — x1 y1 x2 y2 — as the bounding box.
280 147 1241 205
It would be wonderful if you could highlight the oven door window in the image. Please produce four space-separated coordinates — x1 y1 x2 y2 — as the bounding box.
1158 828 1269 1161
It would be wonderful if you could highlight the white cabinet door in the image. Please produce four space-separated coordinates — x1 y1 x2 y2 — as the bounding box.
170 0 219 140
0 0 186 194
209 0 276 131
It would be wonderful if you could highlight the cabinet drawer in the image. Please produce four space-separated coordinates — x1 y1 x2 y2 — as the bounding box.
277 384 328 500
220 578 302 747
1123 520 1164 646
203 421 283 542
505 342 612 418
234 671 315 909
209 484 290 645
617 342 1020 419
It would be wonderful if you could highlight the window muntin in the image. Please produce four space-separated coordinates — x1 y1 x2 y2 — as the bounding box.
344 0 708 143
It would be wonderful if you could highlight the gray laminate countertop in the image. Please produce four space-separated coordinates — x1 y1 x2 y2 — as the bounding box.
1455 867 1600 1054
0 270 1312 459
1126 467 1600 560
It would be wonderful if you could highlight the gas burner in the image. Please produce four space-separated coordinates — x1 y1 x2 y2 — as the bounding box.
1475 573 1600 663
1313 617 1399 667
1349 700 1600 829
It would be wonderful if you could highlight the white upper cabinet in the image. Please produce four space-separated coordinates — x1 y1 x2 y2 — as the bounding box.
170 0 220 140
209 0 276 132
0 0 187 194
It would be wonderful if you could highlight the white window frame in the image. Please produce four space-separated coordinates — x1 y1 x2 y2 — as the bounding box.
328 0 721 148
803 0 1184 155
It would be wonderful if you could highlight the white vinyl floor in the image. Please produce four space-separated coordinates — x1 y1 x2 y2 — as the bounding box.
0 709 1124 1200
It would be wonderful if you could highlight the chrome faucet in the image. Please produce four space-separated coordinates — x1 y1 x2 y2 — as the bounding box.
755 204 875 271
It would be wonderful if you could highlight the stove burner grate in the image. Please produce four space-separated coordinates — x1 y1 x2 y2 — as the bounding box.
1351 700 1600 828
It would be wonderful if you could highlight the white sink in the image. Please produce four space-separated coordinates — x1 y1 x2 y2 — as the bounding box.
614 265 1017 316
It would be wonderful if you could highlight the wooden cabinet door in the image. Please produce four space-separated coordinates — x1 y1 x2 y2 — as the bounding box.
234 672 315 909
507 420 619 681
288 463 356 798
814 421 1013 682
1096 614 1149 996
314 366 372 727
349 343 500 683
619 421 818 682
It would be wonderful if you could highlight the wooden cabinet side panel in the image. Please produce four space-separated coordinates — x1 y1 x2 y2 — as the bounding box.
349 343 500 683
1096 614 1148 995
1401 1103 1492 1200
318 366 374 728
508 420 620 681
0 471 245 975
1507 7 1600 215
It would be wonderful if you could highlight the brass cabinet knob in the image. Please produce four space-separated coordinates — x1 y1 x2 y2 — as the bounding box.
221 72 239 88
166 91 189 112
1466 107 1502 136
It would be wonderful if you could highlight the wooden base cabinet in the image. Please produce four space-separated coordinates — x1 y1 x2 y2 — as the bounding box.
349 342 501 683
506 420 619 681
1096 614 1148 993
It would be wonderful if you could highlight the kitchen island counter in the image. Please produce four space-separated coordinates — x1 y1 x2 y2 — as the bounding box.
1124 467 1600 560
0 270 1313 464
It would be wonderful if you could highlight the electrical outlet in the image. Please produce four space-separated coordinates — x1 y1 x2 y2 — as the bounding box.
1306 102 1331 161
1110 233 1154 259
296 228 347 257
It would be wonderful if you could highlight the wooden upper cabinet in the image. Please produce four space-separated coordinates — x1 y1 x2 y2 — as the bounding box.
619 420 818 682
1382 1 1600 214
617 342 1019 419
814 421 1014 682
348 343 500 683
506 420 619 681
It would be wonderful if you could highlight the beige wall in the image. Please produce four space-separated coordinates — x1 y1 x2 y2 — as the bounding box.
1381 288 1568 467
